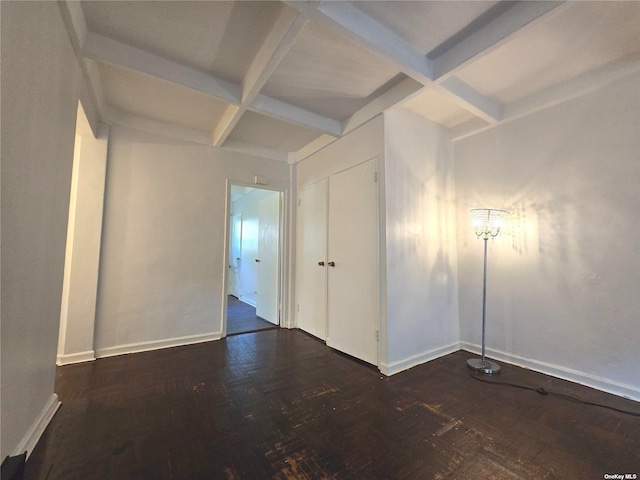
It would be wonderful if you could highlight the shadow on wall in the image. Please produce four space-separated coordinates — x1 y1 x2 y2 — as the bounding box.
391 135 458 300
457 131 635 311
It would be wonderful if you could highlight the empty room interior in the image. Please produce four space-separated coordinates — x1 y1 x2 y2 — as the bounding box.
2 1 639 478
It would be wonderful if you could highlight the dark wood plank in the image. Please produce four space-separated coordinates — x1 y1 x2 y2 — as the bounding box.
24 330 640 479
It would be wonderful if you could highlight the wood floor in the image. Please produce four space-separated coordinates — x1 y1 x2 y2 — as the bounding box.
227 295 277 336
25 329 640 479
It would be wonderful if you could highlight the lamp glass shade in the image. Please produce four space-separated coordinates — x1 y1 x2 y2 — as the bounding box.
471 208 509 238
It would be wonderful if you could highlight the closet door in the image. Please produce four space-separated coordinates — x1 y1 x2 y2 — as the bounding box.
327 159 378 365
296 180 328 340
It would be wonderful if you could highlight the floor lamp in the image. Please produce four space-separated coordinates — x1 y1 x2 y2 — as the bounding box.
467 208 509 374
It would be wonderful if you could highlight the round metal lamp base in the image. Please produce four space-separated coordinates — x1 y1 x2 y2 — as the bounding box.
467 358 501 374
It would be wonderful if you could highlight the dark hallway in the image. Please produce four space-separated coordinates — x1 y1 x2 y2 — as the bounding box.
226 295 277 336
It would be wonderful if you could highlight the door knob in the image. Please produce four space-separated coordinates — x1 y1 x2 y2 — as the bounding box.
255 259 260 263
318 261 325 266
328 261 335 267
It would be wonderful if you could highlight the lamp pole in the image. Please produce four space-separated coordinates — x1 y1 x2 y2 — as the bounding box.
467 208 508 374
480 233 489 365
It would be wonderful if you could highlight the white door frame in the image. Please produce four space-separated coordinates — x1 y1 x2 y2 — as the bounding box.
221 179 285 337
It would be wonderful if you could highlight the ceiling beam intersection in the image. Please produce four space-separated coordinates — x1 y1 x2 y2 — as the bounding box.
287 1 572 127
286 1 502 124
82 27 341 143
436 77 502 125
214 8 310 146
286 0 433 84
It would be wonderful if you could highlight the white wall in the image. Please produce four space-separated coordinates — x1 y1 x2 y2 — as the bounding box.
455 72 640 400
1 2 86 458
94 126 289 358
382 107 460 374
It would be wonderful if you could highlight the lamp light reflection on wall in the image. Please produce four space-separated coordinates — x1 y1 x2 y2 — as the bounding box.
467 208 509 374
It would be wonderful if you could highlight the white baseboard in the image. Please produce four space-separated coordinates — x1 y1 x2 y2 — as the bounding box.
57 350 96 366
460 342 640 402
95 331 222 359
13 394 61 459
380 342 461 376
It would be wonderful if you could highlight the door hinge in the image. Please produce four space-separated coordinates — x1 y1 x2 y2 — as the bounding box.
374 171 378 182
375 330 379 342
298 199 301 206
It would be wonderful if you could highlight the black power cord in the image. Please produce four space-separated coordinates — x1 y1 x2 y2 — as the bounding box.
468 372 640 417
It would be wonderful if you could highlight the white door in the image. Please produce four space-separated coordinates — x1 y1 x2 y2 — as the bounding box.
327 159 379 365
256 192 280 324
297 179 328 340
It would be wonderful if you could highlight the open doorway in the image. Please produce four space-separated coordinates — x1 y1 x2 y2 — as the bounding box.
225 184 282 336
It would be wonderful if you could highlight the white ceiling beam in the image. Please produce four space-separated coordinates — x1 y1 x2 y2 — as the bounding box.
221 139 290 163
504 53 640 122
451 54 640 142
83 59 108 118
58 0 104 135
286 0 433 84
104 106 215 147
57 0 88 56
342 77 423 135
251 94 343 137
214 8 309 147
432 1 567 80
290 134 338 163
83 32 241 104
437 77 502 124
450 118 492 142
212 105 242 147
243 9 308 104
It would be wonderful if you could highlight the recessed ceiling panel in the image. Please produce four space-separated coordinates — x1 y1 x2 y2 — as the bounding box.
354 1 499 55
82 1 284 85
97 62 229 132
262 20 403 120
455 2 640 103
400 88 479 128
228 111 322 152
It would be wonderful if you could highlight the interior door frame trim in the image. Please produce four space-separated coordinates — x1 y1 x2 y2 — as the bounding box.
222 179 286 338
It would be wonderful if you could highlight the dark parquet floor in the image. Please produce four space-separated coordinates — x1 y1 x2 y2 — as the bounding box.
227 295 277 336
25 329 640 479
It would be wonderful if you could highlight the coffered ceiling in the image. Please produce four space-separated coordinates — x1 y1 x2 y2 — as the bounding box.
59 1 640 162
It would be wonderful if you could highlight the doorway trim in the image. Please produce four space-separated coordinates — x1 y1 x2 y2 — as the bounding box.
222 179 286 338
